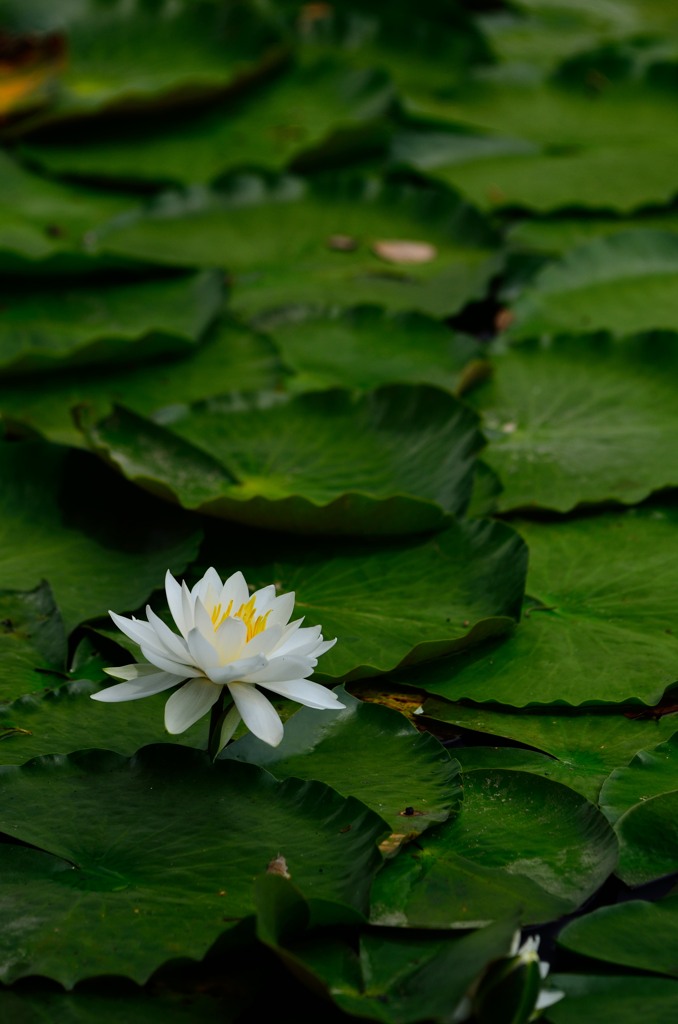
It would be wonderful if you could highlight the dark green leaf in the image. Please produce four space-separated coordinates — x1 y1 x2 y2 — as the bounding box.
0 440 201 633
370 770 617 928
90 174 502 319
558 893 678 976
0 270 222 375
85 385 485 533
223 686 462 850
402 508 678 705
0 744 388 986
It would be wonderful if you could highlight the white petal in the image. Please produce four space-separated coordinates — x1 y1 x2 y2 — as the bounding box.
91 671 182 702
267 591 295 626
228 683 284 746
165 570 188 638
181 580 195 632
243 654 317 684
217 704 241 755
259 677 346 710
192 567 221 609
206 653 268 685
243 623 282 658
109 610 156 647
146 605 191 661
536 990 565 1011
186 626 221 670
249 584 276 613
274 623 321 656
104 663 148 681
220 570 249 611
139 642 200 677
213 615 247 661
193 596 218 642
164 678 220 733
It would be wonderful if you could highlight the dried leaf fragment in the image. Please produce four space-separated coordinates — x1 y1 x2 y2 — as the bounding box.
267 854 291 879
372 239 438 265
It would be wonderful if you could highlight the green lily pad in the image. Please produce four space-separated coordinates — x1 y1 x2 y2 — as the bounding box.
18 58 393 185
256 305 482 394
405 67 678 152
453 745 593 799
0 582 66 703
370 770 617 928
547 973 678 1024
216 515 527 680
0 151 140 274
0 744 388 987
395 130 678 214
2 0 284 133
263 886 518 1024
0 440 201 633
558 893 678 976
0 270 222 376
223 686 462 849
615 791 678 885
421 699 678 803
0 315 285 448
89 174 501 319
600 732 678 824
507 213 678 258
290 0 491 104
399 508 678 705
85 385 485 534
508 231 678 340
0 679 210 763
467 334 678 512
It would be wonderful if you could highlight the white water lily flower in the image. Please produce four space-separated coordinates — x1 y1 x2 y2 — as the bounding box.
91 567 342 751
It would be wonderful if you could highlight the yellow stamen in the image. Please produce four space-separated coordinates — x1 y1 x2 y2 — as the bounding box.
211 595 270 642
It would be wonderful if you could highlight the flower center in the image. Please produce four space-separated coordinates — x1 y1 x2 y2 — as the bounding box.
210 595 271 642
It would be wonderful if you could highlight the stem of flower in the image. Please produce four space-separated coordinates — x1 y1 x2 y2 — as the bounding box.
207 690 226 761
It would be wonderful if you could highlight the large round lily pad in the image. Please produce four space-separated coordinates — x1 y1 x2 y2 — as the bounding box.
85 385 485 534
257 305 482 395
467 334 678 512
223 686 462 850
0 679 209 763
0 744 388 987
369 769 617 928
18 57 393 185
401 508 678 705
89 174 501 319
0 315 284 448
220 515 527 680
421 699 678 803
0 440 201 633
507 231 678 340
0 270 222 375
2 0 284 132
